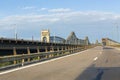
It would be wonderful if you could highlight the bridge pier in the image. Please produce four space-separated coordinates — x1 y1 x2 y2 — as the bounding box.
57 47 60 56
51 46 54 57
27 47 31 62
37 47 40 60
45 46 49 58
21 58 24 66
62 46 64 55
13 47 17 64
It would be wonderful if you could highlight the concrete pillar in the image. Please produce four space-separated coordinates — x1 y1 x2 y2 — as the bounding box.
50 46 54 57
45 47 48 52
45 47 48 58
57 47 60 56
37 47 40 60
71 46 73 53
57 47 60 51
74 46 76 52
21 58 24 66
13 47 17 64
68 46 70 54
27 47 30 62
37 47 40 53
62 46 64 54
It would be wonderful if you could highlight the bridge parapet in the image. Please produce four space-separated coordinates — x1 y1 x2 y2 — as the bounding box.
0 45 94 71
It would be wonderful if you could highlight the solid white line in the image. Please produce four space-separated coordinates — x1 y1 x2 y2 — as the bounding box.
94 57 98 61
0 49 89 75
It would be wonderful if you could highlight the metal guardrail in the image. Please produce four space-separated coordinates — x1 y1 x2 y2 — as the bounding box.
0 49 78 63
0 47 84 71
0 45 95 72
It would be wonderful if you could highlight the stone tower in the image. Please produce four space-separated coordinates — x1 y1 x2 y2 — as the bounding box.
41 30 50 43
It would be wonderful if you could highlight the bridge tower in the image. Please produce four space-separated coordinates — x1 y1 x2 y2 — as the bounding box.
41 30 50 43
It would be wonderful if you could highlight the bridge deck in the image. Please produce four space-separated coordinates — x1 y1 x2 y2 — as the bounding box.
0 46 102 80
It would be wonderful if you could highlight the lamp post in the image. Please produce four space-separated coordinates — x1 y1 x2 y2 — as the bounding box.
12 24 17 40
114 23 119 42
115 23 119 42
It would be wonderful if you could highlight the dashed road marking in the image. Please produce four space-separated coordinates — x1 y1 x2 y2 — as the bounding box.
94 57 98 61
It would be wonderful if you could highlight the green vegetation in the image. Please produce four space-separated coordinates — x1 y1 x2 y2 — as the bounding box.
0 62 13 68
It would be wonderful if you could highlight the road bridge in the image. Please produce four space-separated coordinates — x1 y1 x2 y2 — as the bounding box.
0 46 120 80
102 38 120 46
0 30 91 68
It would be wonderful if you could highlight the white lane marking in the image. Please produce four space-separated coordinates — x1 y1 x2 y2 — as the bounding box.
94 57 98 61
0 49 89 75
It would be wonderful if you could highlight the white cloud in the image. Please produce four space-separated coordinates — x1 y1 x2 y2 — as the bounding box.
40 8 47 11
22 6 36 10
0 11 119 29
48 8 71 13
0 10 120 41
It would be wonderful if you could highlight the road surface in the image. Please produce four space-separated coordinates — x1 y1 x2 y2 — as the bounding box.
0 46 120 80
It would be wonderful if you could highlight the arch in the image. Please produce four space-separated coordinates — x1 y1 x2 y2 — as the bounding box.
41 30 50 43
43 37 47 42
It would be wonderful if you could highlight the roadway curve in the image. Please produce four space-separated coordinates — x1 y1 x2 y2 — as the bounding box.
0 46 120 80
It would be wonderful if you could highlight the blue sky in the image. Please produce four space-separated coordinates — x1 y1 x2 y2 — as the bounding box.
0 0 120 43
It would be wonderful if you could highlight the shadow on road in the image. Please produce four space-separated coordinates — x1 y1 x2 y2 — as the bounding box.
75 64 120 80
103 47 114 50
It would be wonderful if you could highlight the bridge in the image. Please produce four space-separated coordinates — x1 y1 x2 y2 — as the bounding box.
0 31 120 80
0 30 91 68
102 38 120 46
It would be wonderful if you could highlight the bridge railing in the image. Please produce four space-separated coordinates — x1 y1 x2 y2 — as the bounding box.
0 45 91 71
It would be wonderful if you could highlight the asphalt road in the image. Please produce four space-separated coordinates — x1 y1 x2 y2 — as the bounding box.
0 46 120 80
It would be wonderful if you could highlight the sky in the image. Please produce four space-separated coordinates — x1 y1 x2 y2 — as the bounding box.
0 0 120 43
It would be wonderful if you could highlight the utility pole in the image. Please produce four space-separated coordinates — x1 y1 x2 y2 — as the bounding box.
13 24 17 40
115 23 119 42
32 36 34 41
54 33 55 43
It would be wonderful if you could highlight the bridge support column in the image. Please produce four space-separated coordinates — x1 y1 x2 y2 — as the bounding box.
50 47 54 57
72 46 74 53
37 47 40 60
74 46 76 53
57 47 60 56
66 46 70 54
78 46 80 52
37 47 40 53
45 47 48 58
62 46 64 55
27 47 30 62
68 46 71 54
45 47 48 52
76 46 78 52
52 47 55 57
21 58 24 66
71 46 73 53
69 46 71 53
13 47 17 64
65 46 67 54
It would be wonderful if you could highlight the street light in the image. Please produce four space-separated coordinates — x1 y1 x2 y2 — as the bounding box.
13 24 17 40
115 23 119 42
